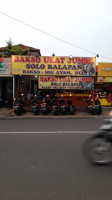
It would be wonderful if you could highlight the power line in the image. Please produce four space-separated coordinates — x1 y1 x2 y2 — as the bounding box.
0 11 112 61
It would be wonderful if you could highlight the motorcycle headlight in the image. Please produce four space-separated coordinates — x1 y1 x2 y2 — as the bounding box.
109 110 112 117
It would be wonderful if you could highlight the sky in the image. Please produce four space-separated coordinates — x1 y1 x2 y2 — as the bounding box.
0 0 112 64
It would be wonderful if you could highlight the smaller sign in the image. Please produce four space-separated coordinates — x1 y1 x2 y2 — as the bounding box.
97 77 112 82
39 76 94 90
98 63 112 76
0 58 12 76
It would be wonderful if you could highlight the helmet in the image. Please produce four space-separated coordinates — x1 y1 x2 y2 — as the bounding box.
46 94 50 98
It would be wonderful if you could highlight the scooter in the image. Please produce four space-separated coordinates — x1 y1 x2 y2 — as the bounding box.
94 95 101 105
85 95 102 115
32 96 40 115
14 94 25 116
93 95 102 114
67 94 76 115
84 96 93 114
40 97 50 115
82 113 112 165
93 103 102 115
0 97 7 108
59 95 67 115
7 98 13 108
51 95 59 115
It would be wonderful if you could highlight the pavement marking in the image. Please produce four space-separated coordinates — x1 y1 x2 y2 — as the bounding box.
0 131 96 134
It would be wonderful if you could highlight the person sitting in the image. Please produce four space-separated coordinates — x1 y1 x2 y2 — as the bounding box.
27 91 33 100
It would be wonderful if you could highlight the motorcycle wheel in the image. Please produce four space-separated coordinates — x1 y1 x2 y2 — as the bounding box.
82 132 112 165
61 109 66 115
23 108 25 113
54 111 58 115
61 112 66 115
34 110 39 115
89 109 94 115
42 110 48 115
97 110 102 115
16 110 20 116
69 110 74 115
98 107 102 115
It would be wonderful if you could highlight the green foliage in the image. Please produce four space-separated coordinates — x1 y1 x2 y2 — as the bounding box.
6 38 12 49
2 39 29 57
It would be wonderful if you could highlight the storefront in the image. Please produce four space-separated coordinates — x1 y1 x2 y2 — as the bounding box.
94 63 112 106
0 57 13 100
12 55 96 107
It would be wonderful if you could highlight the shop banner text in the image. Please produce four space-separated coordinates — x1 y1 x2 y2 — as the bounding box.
12 56 96 76
0 58 12 76
39 76 94 90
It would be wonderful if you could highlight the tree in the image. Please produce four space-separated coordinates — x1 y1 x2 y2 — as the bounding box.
2 39 29 57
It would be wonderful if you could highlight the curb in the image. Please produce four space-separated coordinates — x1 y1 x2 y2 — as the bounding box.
0 114 110 120
0 107 111 120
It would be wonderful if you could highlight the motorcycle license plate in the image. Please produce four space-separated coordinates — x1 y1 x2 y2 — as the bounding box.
52 105 56 108
34 107 36 111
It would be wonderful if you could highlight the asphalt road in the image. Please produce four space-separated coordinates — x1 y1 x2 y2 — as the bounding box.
0 118 112 200
0 118 103 132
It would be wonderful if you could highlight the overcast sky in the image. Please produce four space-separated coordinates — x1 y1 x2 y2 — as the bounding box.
0 0 112 64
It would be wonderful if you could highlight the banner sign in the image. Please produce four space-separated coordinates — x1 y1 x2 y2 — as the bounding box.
39 76 94 90
0 58 12 76
97 77 112 82
12 56 96 76
98 63 112 76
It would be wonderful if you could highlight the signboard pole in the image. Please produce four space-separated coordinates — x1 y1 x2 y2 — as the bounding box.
12 76 15 112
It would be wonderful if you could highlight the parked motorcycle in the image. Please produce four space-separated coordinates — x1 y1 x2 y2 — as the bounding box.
40 94 50 115
51 95 59 115
95 95 101 105
85 95 102 115
94 95 102 114
7 98 13 108
59 95 67 115
32 96 40 115
0 97 7 108
67 94 76 115
14 94 25 116
84 96 93 113
82 114 112 165
0 96 13 109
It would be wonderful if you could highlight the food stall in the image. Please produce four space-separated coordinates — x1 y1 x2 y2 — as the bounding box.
11 55 96 107
95 63 112 106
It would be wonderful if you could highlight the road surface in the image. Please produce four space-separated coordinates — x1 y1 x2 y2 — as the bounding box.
0 118 111 200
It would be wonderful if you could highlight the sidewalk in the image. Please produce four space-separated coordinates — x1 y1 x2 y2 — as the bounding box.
0 107 112 119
